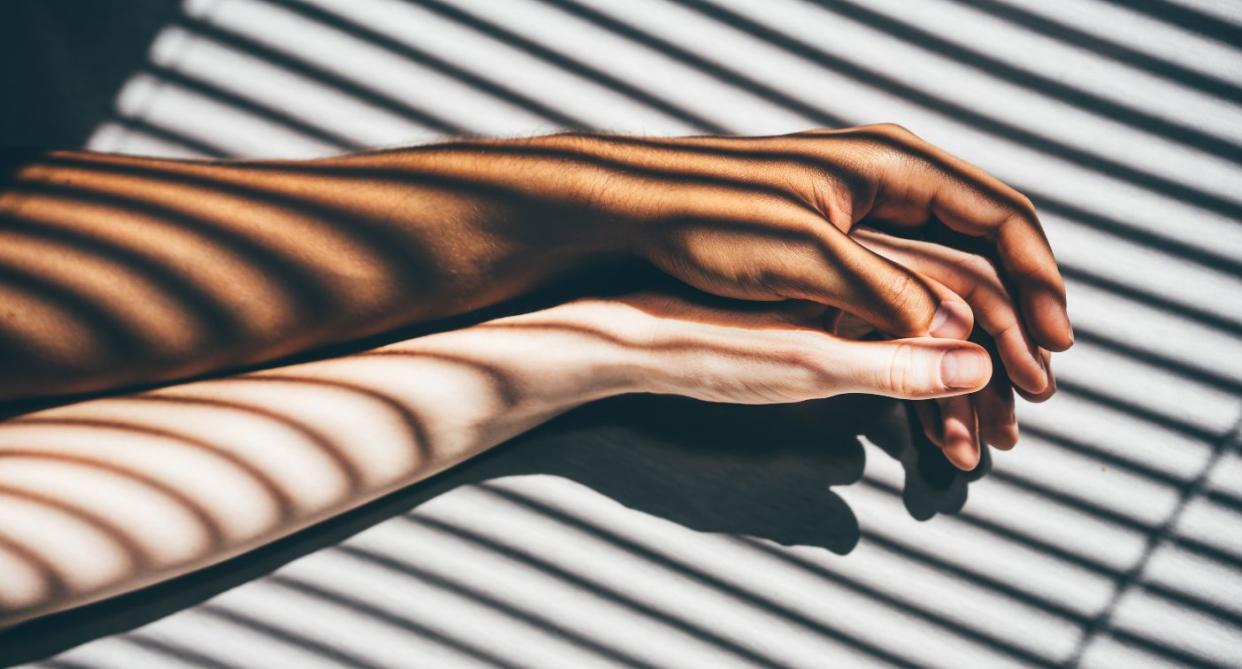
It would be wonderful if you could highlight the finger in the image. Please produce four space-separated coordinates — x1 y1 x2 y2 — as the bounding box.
913 399 943 447
937 394 980 471
824 335 991 400
975 353 1019 450
828 309 879 340
825 232 974 339
851 227 1050 396
854 125 1073 351
1016 348 1057 403
658 192 976 341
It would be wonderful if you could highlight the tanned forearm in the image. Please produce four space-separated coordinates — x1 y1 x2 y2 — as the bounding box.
0 142 631 401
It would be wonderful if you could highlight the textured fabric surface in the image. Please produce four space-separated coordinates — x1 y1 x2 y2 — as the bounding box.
5 0 1242 666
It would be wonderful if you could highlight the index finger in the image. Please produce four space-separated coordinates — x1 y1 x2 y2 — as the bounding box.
858 126 1073 351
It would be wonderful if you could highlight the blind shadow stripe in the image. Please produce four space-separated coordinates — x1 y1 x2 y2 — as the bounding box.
266 0 591 130
331 544 663 669
407 514 802 668
945 0 1242 106
665 0 1242 223
806 0 1242 167
195 604 382 669
264 574 527 669
405 0 731 133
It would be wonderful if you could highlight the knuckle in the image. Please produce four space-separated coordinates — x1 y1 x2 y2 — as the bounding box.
1014 193 1038 218
877 122 915 137
880 271 930 331
884 341 919 396
959 252 1000 282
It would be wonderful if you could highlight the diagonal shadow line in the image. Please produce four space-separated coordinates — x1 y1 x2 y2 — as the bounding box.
8 180 336 325
105 116 232 159
265 0 591 130
1106 625 1236 669
234 374 433 464
194 604 383 669
128 394 364 494
493 473 1070 666
406 514 801 669
944 0 1242 107
862 476 1120 578
331 544 662 669
530 0 849 128
808 0 1242 168
0 264 142 357
352 350 521 406
32 155 443 308
1034 192 1242 281
1001 425 1242 554
1205 486 1242 517
1097 0 1242 48
141 63 361 151
173 15 469 137
1166 532 1242 573
0 451 224 552
736 537 1062 667
0 484 147 573
1135 578 1242 637
990 467 1177 539
473 484 932 669
860 528 1091 625
265 573 527 669
1067 416 1242 667
1023 423 1242 548
1060 265 1242 339
1055 379 1221 444
0 213 244 344
0 529 69 603
10 415 296 522
868 470 1242 633
665 0 1242 224
1072 327 1242 396
1021 424 1188 489
120 633 245 669
404 0 730 133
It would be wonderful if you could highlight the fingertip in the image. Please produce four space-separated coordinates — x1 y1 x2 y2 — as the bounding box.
983 422 1019 451
929 298 973 339
1016 350 1057 403
938 396 979 470
944 438 980 471
940 345 992 391
1024 288 1073 352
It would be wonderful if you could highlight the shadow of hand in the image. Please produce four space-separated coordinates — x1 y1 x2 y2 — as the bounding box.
473 391 994 553
479 393 871 553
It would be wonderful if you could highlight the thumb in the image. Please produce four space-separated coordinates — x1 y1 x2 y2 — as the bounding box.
829 336 992 399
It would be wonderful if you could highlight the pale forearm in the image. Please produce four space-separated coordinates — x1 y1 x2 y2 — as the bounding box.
0 300 644 627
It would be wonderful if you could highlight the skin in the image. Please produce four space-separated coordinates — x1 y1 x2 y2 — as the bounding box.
0 126 1073 623
0 274 999 628
0 124 1071 404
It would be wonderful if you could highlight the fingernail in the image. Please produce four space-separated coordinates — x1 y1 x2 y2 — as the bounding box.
941 349 987 389
930 300 972 339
